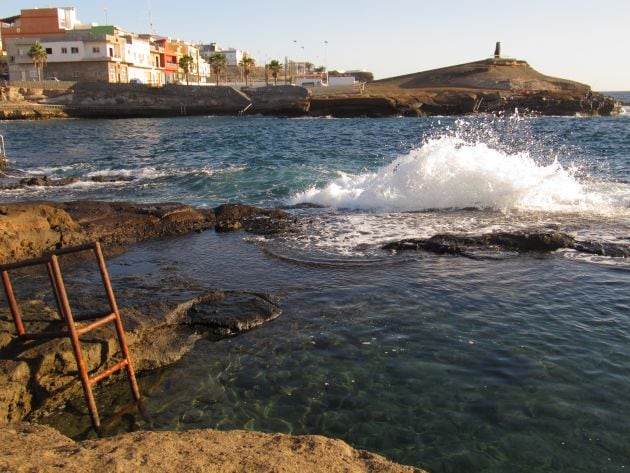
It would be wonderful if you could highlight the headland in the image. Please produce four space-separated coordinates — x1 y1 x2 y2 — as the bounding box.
0 57 621 119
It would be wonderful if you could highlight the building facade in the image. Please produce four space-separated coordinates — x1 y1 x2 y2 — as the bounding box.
1 7 211 85
200 43 245 67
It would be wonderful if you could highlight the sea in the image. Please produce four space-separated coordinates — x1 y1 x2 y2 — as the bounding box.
1 95 629 472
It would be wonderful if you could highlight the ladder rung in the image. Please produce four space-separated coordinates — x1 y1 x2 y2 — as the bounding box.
76 312 117 335
22 330 69 340
74 310 117 322
89 359 129 385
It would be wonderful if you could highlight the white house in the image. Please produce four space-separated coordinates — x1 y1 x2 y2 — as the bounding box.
328 76 356 86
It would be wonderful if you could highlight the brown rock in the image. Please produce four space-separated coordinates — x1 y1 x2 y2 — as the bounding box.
214 203 293 234
0 423 425 473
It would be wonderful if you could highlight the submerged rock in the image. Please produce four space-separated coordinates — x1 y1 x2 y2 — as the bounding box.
183 290 282 337
214 203 295 234
0 288 283 426
383 231 576 256
573 240 630 258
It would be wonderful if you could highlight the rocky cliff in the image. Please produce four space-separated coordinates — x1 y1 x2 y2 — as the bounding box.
312 58 620 117
0 58 621 119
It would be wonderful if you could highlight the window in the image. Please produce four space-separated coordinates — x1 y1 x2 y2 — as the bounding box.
72 71 80 78
92 47 100 54
45 48 52 54
108 47 114 57
71 47 79 54
61 47 68 54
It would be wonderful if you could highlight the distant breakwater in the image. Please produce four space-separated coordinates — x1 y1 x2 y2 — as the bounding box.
0 81 621 119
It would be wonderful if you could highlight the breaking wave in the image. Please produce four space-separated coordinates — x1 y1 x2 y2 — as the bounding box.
291 136 626 213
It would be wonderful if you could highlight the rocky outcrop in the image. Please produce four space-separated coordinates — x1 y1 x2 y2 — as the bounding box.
0 288 283 423
0 201 297 424
0 423 424 473
355 57 622 117
0 201 215 263
310 96 399 117
183 290 282 337
383 231 630 259
214 203 295 234
245 85 310 116
63 82 251 118
383 231 576 256
0 201 297 264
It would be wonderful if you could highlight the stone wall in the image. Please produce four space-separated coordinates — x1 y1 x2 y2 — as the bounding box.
66 82 252 118
244 85 310 116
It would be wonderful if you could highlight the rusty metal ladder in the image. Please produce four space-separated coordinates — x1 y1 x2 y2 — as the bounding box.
0 241 141 430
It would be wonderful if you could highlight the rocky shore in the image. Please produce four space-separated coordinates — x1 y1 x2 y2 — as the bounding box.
2 201 424 473
2 199 628 471
0 422 423 472
0 57 621 119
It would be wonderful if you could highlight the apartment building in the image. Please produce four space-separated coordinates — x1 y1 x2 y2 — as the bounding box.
1 7 210 85
199 43 246 66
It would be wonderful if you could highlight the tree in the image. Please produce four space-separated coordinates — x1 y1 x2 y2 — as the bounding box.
178 55 194 85
268 59 282 86
239 54 255 87
314 65 326 74
208 53 227 86
28 42 47 81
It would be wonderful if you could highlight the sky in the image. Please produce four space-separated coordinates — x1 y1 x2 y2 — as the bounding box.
2 0 629 90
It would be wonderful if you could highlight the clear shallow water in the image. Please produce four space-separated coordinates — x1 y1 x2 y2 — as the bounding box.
2 112 630 472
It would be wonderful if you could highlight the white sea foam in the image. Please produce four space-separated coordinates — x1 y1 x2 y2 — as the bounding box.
291 136 621 214
24 165 78 175
86 166 166 180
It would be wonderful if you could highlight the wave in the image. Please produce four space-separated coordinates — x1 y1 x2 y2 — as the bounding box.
86 167 167 180
290 136 627 214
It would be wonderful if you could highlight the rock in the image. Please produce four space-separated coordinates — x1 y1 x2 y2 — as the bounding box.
574 240 630 258
310 96 399 118
0 201 220 264
245 85 310 116
0 203 84 263
0 287 282 425
214 203 294 234
0 422 425 473
0 362 32 423
183 291 282 337
383 231 575 256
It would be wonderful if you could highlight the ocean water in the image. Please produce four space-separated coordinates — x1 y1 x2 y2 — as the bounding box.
1 110 630 472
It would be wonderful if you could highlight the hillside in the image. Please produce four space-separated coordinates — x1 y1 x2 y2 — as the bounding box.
308 57 619 117
370 58 590 95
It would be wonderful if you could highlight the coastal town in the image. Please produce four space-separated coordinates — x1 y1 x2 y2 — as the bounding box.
1 3 629 472
0 5 622 119
0 6 365 88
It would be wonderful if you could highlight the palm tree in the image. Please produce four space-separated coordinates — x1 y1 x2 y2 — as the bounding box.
268 59 282 86
238 54 255 87
208 52 227 86
178 55 194 85
28 42 47 81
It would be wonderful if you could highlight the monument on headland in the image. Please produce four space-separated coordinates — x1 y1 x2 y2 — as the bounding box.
494 41 501 58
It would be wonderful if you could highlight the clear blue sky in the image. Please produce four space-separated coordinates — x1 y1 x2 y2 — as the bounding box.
3 1 629 90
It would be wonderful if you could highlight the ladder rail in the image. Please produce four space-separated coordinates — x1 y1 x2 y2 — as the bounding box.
0 241 142 431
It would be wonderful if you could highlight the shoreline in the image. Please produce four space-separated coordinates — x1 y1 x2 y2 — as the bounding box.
0 58 622 120
0 199 428 472
1 198 628 471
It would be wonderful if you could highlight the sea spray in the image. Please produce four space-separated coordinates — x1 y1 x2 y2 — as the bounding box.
291 136 609 213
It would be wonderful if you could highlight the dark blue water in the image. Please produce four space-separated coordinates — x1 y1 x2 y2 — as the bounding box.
1 112 630 472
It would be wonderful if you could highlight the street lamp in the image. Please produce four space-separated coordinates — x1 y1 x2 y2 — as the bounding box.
324 40 328 84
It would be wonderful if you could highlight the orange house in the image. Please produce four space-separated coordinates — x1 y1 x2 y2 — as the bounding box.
1 7 78 40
